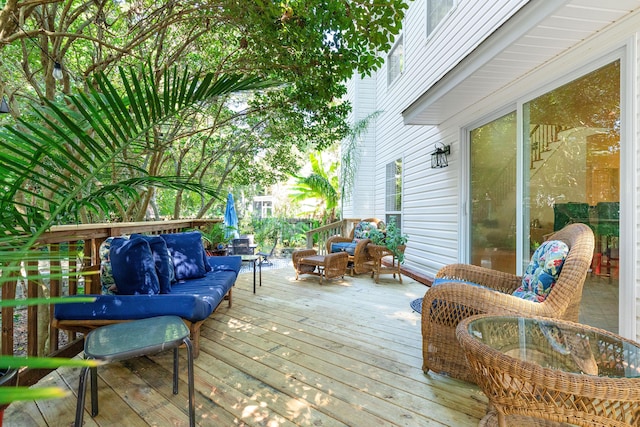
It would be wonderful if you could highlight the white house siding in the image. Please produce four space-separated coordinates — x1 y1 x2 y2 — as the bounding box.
348 0 530 277
343 76 378 217
347 1 640 339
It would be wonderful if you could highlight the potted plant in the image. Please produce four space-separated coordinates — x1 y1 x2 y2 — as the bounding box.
368 217 409 262
200 223 235 254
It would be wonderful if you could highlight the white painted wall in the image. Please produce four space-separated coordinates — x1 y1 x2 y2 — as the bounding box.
342 76 378 218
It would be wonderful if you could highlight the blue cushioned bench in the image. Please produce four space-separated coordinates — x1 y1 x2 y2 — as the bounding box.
53 256 241 358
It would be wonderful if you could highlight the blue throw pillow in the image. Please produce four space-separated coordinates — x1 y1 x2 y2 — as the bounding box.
161 231 208 280
109 237 160 295
99 236 129 294
131 234 174 294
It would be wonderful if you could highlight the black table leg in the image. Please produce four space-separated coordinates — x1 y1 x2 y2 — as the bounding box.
253 259 256 293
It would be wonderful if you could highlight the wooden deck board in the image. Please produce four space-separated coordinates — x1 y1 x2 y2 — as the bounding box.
5 265 487 426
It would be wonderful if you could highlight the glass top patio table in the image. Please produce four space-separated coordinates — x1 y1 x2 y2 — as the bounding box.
463 315 640 378
240 254 261 293
457 314 640 427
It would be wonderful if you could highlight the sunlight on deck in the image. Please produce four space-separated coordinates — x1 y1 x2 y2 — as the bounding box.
7 262 487 426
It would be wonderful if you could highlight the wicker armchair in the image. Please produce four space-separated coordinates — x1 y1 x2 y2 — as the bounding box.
422 223 595 383
325 218 383 275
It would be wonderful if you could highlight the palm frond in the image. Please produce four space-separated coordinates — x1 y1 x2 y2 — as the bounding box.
291 173 338 209
0 65 276 246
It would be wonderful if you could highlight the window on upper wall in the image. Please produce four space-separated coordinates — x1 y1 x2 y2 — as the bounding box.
385 159 403 228
427 0 455 37
387 35 404 86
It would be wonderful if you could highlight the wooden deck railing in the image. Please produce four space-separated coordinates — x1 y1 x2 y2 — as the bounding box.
305 218 361 254
4 219 220 386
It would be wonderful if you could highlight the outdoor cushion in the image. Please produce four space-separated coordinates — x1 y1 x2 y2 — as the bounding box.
54 255 243 324
109 237 160 295
131 233 174 294
353 221 377 240
161 231 208 280
512 240 569 302
170 270 238 308
330 242 356 256
54 294 214 323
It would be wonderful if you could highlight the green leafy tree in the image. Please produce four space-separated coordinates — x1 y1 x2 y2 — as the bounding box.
0 0 409 219
290 152 339 221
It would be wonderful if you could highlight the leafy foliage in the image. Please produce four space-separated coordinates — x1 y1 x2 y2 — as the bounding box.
0 65 274 240
290 152 339 221
0 0 409 219
368 217 408 263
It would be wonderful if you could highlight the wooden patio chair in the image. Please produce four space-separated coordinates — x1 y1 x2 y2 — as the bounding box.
421 223 595 383
325 218 383 275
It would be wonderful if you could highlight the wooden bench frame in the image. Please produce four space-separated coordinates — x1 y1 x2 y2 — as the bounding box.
52 289 232 359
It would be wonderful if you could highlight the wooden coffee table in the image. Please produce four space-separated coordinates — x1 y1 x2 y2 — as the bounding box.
456 314 640 427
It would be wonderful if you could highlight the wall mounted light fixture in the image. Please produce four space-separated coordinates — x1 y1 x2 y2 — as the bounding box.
431 142 450 168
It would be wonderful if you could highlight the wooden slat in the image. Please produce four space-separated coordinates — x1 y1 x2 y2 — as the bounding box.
1 270 17 356
22 367 100 427
27 259 39 357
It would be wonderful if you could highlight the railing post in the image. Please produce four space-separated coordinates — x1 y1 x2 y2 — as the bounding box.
27 258 38 357
49 244 60 353
1 270 17 355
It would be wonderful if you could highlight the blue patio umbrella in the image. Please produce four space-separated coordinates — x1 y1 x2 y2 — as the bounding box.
224 193 240 240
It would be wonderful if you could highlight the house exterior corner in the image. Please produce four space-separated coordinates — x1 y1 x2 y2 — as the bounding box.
344 0 639 339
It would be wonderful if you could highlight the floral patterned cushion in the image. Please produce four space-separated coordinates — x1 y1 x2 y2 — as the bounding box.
353 221 377 240
512 240 569 302
99 236 129 294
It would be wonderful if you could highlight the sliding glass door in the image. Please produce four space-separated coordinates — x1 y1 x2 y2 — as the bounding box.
524 61 619 269
470 112 517 273
469 60 620 332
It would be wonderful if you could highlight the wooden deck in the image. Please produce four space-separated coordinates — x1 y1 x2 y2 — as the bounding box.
6 264 488 426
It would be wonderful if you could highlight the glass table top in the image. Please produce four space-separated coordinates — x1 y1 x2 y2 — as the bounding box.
466 316 640 378
85 315 189 361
